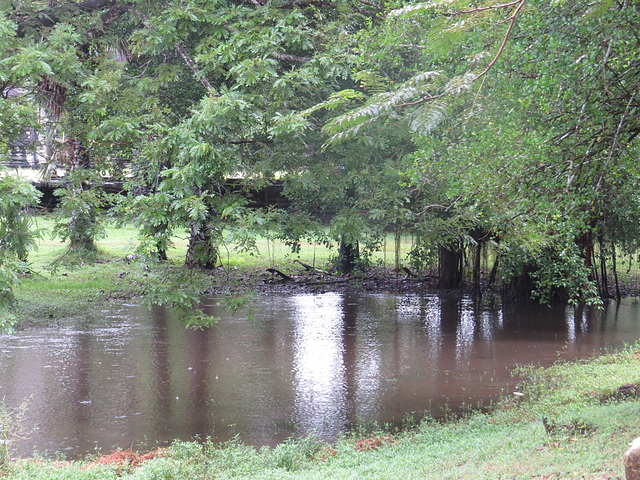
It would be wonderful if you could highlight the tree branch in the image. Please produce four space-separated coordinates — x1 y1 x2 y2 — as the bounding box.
474 0 527 80
394 0 526 109
443 0 524 16
16 0 126 37
271 52 311 64
174 42 214 91
134 11 215 92
86 3 134 41
417 195 462 214
594 90 637 194
394 92 448 108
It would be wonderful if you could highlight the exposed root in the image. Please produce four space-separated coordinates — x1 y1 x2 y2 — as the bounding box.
600 383 640 403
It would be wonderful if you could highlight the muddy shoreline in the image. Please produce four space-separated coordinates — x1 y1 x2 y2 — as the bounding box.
207 265 640 300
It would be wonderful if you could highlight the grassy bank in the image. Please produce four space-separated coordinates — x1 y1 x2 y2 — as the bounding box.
7 215 416 329
3 344 640 479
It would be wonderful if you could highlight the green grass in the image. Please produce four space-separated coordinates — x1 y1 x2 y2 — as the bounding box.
27 214 415 270
4 344 640 479
7 215 417 328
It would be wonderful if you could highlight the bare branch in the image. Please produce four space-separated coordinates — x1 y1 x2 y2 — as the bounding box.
136 11 215 92
475 0 527 80
444 0 523 16
174 42 214 91
418 195 462 214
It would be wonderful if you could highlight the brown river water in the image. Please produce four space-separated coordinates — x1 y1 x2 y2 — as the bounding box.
1 292 640 459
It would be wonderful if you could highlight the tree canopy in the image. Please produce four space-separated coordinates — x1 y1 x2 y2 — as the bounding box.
1 0 639 307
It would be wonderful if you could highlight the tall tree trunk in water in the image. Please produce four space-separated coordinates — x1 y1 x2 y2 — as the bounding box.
487 234 501 289
469 227 486 296
591 246 600 296
488 255 499 288
438 243 463 289
599 236 610 298
472 242 482 296
577 231 595 280
336 236 359 274
611 240 621 301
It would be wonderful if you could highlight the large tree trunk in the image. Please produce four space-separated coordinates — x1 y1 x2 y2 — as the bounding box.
66 140 97 252
576 231 595 280
472 242 482 296
469 227 487 296
68 201 97 251
438 243 463 289
152 221 169 262
611 240 621 301
503 269 534 303
185 185 218 269
185 218 218 269
336 236 359 274
599 236 610 298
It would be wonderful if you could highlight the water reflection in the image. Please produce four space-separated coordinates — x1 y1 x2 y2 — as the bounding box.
0 294 639 458
292 294 346 434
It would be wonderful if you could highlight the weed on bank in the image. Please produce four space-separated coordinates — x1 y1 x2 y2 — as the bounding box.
3 344 640 479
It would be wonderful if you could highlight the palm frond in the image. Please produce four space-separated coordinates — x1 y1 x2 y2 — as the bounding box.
388 0 457 18
322 71 443 146
409 99 450 135
410 72 475 134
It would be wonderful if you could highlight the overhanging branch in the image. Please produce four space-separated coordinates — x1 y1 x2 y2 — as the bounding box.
394 0 527 108
16 0 129 37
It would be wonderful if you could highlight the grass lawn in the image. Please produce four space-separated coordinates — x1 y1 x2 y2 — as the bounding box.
6 214 417 329
28 214 416 269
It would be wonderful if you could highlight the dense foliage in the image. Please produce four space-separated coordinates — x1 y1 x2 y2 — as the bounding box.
1 0 639 306
0 170 40 318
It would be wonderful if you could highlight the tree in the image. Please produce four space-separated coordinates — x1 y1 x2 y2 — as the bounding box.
314 0 640 302
122 0 380 270
4 0 638 306
0 170 41 312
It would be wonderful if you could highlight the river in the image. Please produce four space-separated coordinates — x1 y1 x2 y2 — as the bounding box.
1 292 639 458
